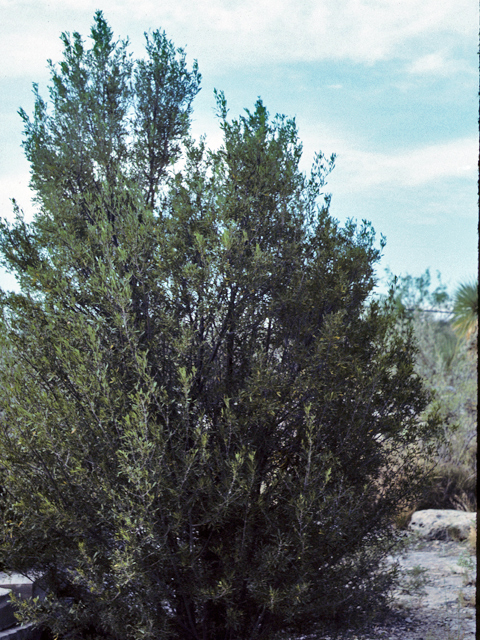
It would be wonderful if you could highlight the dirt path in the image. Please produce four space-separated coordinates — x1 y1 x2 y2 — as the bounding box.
341 538 476 640
293 537 476 640
385 538 476 640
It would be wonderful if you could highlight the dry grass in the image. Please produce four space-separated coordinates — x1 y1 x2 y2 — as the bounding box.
458 590 476 608
467 524 476 554
392 506 416 530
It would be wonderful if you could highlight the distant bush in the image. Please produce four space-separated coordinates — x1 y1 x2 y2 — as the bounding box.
387 272 477 512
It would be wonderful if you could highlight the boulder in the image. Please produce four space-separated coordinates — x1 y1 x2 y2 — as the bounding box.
0 588 16 632
0 575 43 640
409 509 477 541
0 624 41 640
0 576 41 601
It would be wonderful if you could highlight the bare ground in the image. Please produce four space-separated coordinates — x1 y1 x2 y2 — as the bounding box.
292 536 476 640
321 537 476 640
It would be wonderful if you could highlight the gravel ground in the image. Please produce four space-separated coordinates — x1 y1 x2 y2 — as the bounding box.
312 537 477 640
382 538 476 640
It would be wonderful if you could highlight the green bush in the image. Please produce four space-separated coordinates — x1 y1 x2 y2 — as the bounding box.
386 272 477 512
0 14 440 640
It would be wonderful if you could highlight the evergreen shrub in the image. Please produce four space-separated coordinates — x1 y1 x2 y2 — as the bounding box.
0 13 440 640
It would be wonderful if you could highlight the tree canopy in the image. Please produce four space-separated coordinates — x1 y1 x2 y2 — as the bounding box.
0 13 440 640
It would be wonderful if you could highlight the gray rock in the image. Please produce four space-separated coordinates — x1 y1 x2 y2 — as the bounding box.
0 624 41 640
0 588 16 632
409 509 476 541
0 576 42 602
0 576 43 640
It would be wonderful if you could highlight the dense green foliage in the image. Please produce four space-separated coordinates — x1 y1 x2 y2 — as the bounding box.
0 14 440 640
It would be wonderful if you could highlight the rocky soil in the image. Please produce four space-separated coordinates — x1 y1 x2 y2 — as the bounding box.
359 537 476 640
302 536 477 640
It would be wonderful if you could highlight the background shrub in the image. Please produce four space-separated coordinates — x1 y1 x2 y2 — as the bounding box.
387 271 477 513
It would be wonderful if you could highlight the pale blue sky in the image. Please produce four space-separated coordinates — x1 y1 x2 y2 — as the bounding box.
0 0 477 296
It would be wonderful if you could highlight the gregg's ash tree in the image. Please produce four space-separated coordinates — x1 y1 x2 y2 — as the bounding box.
0 12 440 640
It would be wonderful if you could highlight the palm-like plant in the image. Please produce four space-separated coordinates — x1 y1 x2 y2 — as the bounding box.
452 279 478 342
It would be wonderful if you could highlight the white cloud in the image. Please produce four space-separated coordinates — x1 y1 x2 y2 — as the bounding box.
408 52 447 75
329 137 478 190
0 173 35 223
0 0 476 78
407 52 471 76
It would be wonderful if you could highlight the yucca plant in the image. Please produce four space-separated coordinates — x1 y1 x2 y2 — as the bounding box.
452 279 478 343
